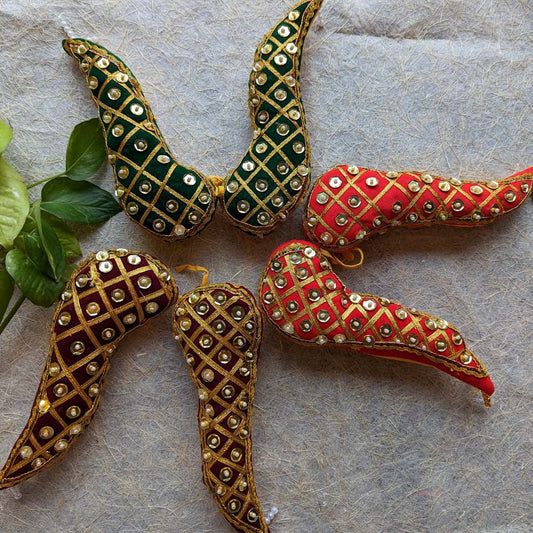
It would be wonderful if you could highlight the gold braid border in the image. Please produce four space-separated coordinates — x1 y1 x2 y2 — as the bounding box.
0 249 177 489
174 283 268 533
258 241 490 381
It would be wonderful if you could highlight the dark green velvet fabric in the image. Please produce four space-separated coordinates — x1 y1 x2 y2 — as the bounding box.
224 1 315 232
66 40 216 239
64 0 321 238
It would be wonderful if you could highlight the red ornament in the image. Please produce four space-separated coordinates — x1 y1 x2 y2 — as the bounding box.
304 165 533 251
259 240 495 406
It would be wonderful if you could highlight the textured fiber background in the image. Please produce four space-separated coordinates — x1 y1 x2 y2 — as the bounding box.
0 1 531 532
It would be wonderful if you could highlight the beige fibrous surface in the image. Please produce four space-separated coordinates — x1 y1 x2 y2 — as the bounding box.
0 1 531 531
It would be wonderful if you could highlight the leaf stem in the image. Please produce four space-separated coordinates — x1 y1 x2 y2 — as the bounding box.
0 293 26 336
27 173 65 190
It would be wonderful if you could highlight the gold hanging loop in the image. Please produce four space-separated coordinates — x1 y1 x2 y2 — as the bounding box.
175 264 210 286
482 391 493 407
322 248 364 269
207 175 226 198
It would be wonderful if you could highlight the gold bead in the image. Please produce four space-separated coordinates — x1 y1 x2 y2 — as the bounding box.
39 426 55 440
66 405 82 419
54 439 68 452
38 398 50 413
49 363 61 377
19 446 33 460
53 383 68 397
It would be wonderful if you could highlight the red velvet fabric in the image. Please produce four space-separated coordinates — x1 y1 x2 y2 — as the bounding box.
304 166 533 251
260 240 495 398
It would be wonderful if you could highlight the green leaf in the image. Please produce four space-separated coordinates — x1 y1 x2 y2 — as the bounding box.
18 211 81 261
0 268 14 322
13 215 37 253
61 263 78 282
33 203 66 281
64 118 106 180
18 230 75 281
22 231 50 273
0 119 13 154
5 248 65 307
14 210 81 263
42 213 82 261
41 177 121 223
0 156 30 248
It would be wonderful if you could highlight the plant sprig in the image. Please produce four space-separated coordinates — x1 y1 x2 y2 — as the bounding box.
0 117 121 335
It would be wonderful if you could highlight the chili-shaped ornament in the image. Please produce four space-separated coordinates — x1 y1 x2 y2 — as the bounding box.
0 249 177 489
304 165 533 251
258 240 495 406
173 270 269 533
63 0 322 241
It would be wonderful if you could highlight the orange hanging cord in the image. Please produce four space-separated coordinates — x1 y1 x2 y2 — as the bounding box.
175 264 210 286
322 248 364 269
207 175 225 198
